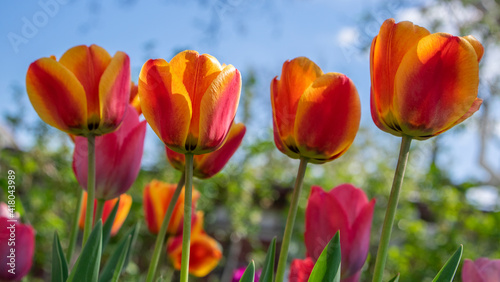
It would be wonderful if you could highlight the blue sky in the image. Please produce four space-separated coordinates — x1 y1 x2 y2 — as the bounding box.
1 0 497 186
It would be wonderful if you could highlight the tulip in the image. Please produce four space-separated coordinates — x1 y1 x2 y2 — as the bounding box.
73 105 146 200
289 258 315 282
271 57 361 164
167 212 222 277
370 18 483 140
138 50 241 154
78 193 132 236
302 185 375 281
143 180 200 235
462 258 500 282
166 123 246 179
0 209 35 281
26 44 131 136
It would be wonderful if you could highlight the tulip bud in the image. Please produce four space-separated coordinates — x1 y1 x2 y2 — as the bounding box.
271 57 360 164
26 44 131 136
370 19 483 139
304 185 375 281
73 105 146 200
139 50 241 154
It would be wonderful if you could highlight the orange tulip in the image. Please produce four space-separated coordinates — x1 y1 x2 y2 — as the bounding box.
370 19 483 139
166 123 246 179
79 193 132 236
26 44 131 136
139 50 241 154
167 211 222 277
271 57 361 164
143 180 200 235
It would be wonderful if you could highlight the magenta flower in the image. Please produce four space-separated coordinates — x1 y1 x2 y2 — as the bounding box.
462 258 500 282
73 105 147 200
232 267 261 282
0 206 35 281
303 185 375 281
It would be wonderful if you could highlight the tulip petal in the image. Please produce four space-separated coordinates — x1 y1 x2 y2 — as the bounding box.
393 33 480 139
26 57 88 134
169 51 223 144
462 259 484 282
342 199 375 278
370 19 430 134
139 59 192 152
289 258 315 282
196 65 241 153
272 57 323 149
305 186 349 261
194 123 246 178
462 35 484 62
97 51 131 134
103 194 132 236
0 218 35 281
294 73 360 163
166 146 186 172
330 184 369 225
59 45 112 126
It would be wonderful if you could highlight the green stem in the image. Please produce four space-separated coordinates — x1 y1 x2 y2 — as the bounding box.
145 172 186 282
372 135 412 282
95 199 106 223
66 189 84 261
180 153 194 282
275 157 308 282
82 135 96 246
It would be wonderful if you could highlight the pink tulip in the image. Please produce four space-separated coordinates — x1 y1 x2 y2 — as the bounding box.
304 185 375 281
462 258 500 282
73 105 147 200
0 208 35 281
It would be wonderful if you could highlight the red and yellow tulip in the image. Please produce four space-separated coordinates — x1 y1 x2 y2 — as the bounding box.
167 211 222 277
26 44 131 136
78 193 132 236
271 57 361 164
139 50 241 154
166 122 246 179
143 180 200 235
370 19 483 139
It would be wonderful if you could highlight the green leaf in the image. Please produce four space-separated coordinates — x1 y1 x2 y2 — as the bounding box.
239 260 256 282
110 236 131 282
102 199 120 249
99 223 140 282
51 232 68 282
308 231 341 282
259 237 276 282
388 273 400 282
68 220 103 282
432 245 463 282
